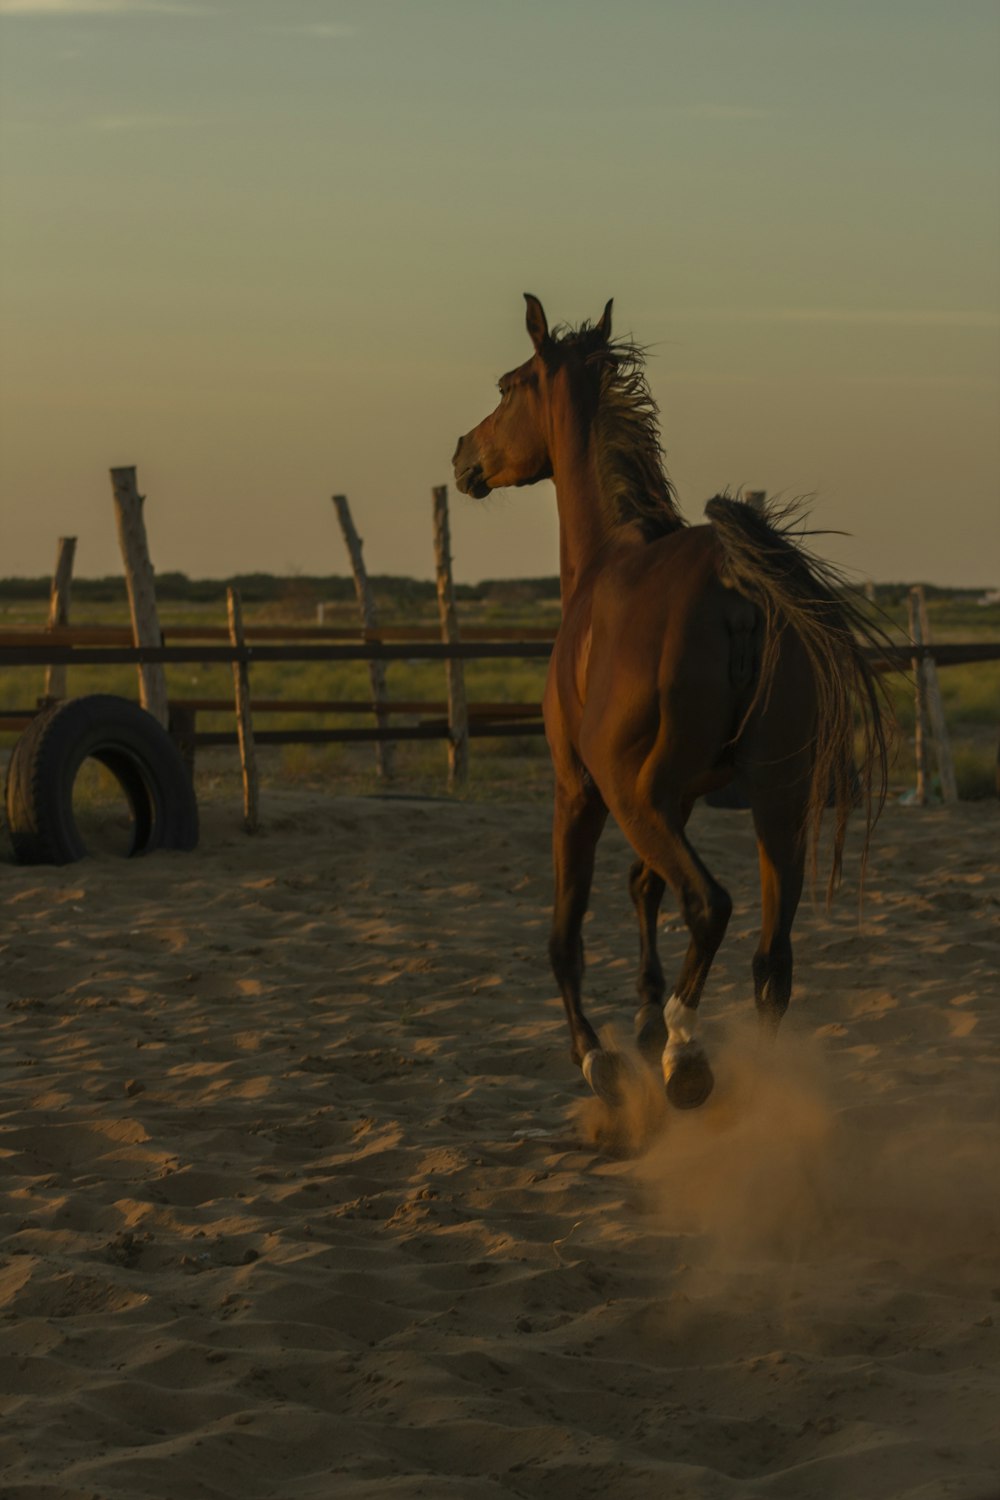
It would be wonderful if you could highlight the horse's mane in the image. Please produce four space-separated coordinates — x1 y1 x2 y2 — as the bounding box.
553 321 687 540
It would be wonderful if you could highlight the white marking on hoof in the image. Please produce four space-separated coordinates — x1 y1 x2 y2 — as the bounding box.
581 1049 602 1090
664 994 698 1045
661 995 706 1084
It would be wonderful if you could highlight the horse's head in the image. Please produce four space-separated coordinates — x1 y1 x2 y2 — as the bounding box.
452 293 613 499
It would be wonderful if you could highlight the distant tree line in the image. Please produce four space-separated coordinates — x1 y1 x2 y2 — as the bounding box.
0 572 565 606
1 573 991 612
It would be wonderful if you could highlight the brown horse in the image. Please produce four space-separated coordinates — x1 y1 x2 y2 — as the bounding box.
453 295 890 1109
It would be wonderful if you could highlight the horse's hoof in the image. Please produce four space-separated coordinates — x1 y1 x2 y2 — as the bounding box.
635 1003 667 1064
581 1048 629 1107
664 1049 715 1110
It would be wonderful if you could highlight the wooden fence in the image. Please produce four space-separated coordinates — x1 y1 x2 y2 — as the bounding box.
0 628 558 746
1 627 996 753
2 472 997 816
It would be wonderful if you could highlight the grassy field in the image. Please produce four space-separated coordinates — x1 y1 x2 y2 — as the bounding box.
1 585 997 808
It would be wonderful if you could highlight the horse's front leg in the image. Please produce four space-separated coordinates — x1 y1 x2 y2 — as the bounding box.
549 780 625 1102
629 860 669 1062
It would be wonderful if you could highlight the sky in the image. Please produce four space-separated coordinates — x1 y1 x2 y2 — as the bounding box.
1 0 998 588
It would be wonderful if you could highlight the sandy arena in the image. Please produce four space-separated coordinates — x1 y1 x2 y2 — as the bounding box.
1 793 998 1499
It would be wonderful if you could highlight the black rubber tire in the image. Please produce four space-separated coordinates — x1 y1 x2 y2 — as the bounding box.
4 694 199 865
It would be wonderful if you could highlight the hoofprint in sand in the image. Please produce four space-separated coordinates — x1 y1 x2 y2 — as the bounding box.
1 792 998 1500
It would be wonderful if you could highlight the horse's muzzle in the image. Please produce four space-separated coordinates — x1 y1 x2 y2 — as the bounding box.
452 434 492 499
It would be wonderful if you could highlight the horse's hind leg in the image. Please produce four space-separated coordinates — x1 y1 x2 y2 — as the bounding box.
751 791 807 1034
550 780 623 1101
629 860 668 1061
612 793 731 1108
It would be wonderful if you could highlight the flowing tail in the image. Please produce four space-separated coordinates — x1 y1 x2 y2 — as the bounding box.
706 494 894 900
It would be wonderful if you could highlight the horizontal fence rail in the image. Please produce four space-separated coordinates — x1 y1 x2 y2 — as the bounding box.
191 722 546 748
0 624 560 647
0 641 556 667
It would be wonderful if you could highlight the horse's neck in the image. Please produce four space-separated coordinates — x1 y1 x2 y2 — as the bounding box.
551 408 614 600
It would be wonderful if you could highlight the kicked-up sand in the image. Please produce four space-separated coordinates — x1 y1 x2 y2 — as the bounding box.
1 791 998 1499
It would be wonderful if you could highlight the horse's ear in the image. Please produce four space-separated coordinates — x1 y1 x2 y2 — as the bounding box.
524 293 550 352
596 298 613 342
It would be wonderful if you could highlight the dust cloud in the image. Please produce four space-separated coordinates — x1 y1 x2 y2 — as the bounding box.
581 1022 1000 1280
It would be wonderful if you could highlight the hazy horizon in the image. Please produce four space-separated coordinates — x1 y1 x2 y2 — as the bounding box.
2 0 998 589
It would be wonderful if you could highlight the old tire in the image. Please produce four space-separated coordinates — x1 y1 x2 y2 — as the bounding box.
5 694 198 865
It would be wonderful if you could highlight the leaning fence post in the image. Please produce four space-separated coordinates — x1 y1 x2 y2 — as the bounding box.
110 465 169 727
914 586 958 804
227 586 259 833
907 588 930 805
432 484 469 791
43 536 76 703
332 494 394 781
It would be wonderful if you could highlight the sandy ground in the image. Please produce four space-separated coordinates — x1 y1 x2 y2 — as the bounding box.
1 790 998 1500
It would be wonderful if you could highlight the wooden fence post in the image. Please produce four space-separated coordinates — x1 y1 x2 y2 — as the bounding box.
432 484 469 791
227 586 259 833
110 466 169 727
914 586 958 804
332 494 394 781
43 536 76 702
